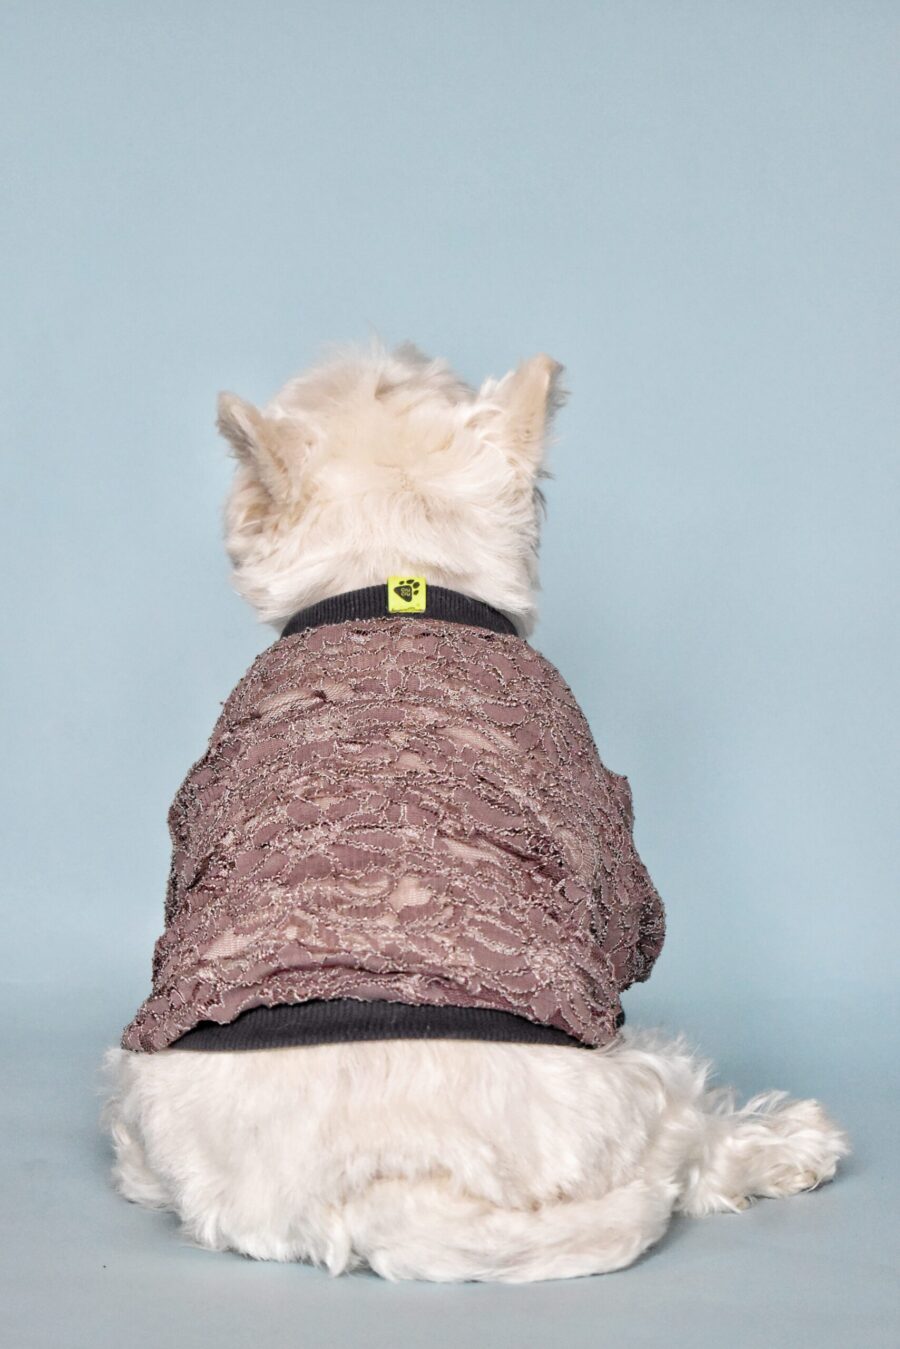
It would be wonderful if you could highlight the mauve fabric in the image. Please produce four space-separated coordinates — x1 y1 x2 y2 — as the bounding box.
122 618 665 1052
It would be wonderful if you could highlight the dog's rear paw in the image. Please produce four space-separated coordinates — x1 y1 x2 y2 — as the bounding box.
758 1166 823 1198
727 1194 753 1212
748 1098 850 1200
679 1094 850 1218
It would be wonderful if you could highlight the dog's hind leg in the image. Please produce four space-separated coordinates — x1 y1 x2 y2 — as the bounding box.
677 1089 850 1216
101 1051 173 1211
339 1173 679 1283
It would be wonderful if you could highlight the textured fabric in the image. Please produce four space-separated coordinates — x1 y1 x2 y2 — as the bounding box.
169 589 566 1051
122 618 664 1053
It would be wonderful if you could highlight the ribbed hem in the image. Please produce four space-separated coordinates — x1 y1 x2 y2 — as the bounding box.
169 999 615 1051
280 585 517 639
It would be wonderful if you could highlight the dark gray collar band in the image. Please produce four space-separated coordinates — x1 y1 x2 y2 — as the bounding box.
281 584 517 639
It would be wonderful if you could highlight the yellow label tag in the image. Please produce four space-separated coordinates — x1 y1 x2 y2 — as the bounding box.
387 576 427 613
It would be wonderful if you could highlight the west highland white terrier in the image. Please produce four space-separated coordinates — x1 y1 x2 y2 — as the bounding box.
103 343 848 1281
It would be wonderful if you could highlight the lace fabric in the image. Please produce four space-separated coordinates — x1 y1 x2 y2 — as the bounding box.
122 618 664 1052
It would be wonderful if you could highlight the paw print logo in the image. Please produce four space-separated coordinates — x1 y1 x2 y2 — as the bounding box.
387 575 427 612
393 578 421 604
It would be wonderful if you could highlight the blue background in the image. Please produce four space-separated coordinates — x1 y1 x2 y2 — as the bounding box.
2 3 896 1346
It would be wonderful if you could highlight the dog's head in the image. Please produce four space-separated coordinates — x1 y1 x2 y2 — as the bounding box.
217 343 564 633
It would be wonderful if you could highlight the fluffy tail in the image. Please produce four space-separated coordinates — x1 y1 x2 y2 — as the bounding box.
335 1175 677 1283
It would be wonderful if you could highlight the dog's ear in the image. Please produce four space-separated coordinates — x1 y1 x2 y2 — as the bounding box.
481 354 565 472
216 392 293 500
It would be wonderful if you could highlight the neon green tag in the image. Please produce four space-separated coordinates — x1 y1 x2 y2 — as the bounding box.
387 576 427 613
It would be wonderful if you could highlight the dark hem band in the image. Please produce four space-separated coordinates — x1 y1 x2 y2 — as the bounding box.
169 999 622 1052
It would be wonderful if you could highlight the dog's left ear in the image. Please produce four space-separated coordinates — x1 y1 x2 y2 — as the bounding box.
216 392 295 501
480 354 565 473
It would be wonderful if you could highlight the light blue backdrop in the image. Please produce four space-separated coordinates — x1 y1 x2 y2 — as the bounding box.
1 4 897 1347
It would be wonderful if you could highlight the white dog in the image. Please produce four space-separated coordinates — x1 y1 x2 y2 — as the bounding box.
103 343 848 1282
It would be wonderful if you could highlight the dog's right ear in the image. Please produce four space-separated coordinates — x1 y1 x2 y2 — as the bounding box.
480 354 565 475
216 392 293 500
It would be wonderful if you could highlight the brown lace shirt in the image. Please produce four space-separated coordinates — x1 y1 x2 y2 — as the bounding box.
122 618 664 1052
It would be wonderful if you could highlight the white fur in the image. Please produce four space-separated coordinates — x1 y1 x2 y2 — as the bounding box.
217 342 561 633
103 343 849 1281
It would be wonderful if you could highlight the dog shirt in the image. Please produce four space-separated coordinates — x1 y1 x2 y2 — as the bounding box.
121 586 664 1054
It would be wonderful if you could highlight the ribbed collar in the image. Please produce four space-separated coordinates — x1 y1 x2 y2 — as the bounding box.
280 584 517 640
